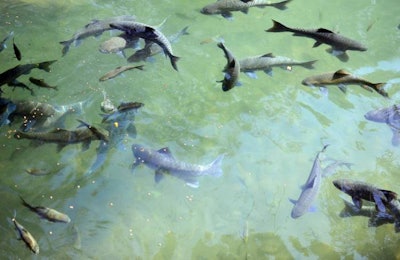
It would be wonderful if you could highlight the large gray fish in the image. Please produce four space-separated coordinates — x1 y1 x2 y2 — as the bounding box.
217 42 240 92
109 21 180 71
131 144 224 188
0 31 13 52
266 20 367 61
290 145 328 219
0 97 17 127
99 64 144 81
127 26 189 63
364 105 400 146
11 211 39 254
20 196 71 223
239 53 317 78
302 69 388 97
201 0 292 19
60 15 136 56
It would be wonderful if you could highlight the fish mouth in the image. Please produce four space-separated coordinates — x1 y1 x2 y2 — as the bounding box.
301 79 310 86
200 8 212 14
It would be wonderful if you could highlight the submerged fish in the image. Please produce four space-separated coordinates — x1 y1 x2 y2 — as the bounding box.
217 42 240 91
131 144 224 188
13 37 21 61
266 20 367 61
0 31 13 52
290 145 328 219
0 97 17 127
25 168 53 176
60 15 136 56
201 0 291 19
12 211 39 254
99 65 144 81
29 77 58 90
302 69 388 97
110 21 180 71
239 53 317 78
99 36 127 55
20 197 70 223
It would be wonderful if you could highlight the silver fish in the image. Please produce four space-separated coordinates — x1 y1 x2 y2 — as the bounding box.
217 42 240 91
20 197 71 223
131 144 224 188
99 65 144 81
12 211 39 254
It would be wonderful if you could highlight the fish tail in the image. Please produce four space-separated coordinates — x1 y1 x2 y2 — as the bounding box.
205 154 225 177
300 60 318 69
169 54 180 71
381 190 397 201
20 196 35 211
372 83 388 98
270 0 292 10
38 60 57 72
266 20 291 33
135 65 145 71
59 40 71 56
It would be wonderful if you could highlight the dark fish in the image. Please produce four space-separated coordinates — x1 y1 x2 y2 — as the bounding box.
201 0 291 19
60 15 136 56
131 144 224 188
99 65 144 81
290 144 328 218
0 31 13 52
0 97 17 127
239 53 317 78
29 77 58 90
13 37 21 61
109 21 180 71
77 119 109 142
301 69 388 97
217 42 240 91
20 197 71 223
385 198 400 232
12 211 39 254
364 105 400 146
266 20 367 61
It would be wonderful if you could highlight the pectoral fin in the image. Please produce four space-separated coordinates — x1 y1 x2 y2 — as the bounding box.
154 169 165 183
244 71 258 79
312 41 323 48
221 11 233 19
351 197 362 210
372 193 386 213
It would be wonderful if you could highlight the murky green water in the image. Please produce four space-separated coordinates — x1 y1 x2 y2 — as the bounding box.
1 0 400 258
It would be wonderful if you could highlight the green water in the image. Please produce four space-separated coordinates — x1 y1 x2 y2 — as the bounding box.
1 0 400 258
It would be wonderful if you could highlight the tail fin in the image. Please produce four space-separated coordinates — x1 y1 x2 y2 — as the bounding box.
20 196 35 211
266 20 291 33
169 54 180 71
372 83 388 98
300 60 318 69
38 60 57 72
205 154 225 177
59 40 71 56
270 0 292 10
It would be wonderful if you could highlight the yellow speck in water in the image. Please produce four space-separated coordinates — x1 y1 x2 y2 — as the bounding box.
114 122 119 128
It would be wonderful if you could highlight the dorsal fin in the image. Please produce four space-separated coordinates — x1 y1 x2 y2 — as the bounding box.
332 69 350 79
316 28 334 33
157 147 174 159
261 53 274 58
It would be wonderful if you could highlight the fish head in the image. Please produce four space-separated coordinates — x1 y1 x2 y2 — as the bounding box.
200 4 219 15
132 144 149 161
332 179 354 195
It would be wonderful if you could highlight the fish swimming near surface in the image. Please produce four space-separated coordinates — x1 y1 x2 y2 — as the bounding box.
131 144 224 188
201 0 292 19
13 37 21 61
217 42 240 91
0 31 13 52
364 105 400 146
99 64 144 81
301 69 388 97
109 21 180 71
59 15 136 56
20 196 71 223
239 53 317 78
0 97 17 127
266 20 367 61
29 77 58 91
12 211 39 254
290 144 328 219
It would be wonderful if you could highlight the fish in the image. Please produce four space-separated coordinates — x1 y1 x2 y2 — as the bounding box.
290 144 328 218
127 26 189 63
59 15 136 56
20 196 71 223
239 53 317 78
28 77 58 90
332 179 397 213
266 20 367 61
25 168 52 176
201 0 291 19
217 42 240 91
13 37 21 61
131 144 224 188
364 105 400 146
99 36 127 55
11 211 39 254
301 69 388 97
109 21 180 71
385 198 400 232
0 97 17 127
99 65 144 81
77 119 109 142
0 31 13 52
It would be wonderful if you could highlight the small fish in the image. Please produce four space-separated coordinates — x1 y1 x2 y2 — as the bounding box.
201 0 291 19
13 37 21 61
29 77 58 90
365 105 400 146
20 196 71 223
302 69 388 97
0 97 17 127
131 144 224 188
99 65 144 81
12 211 39 254
217 42 240 91
25 168 51 176
266 20 367 61
0 31 13 52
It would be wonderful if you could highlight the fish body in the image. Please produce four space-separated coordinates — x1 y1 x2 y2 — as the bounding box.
60 15 136 56
99 65 144 81
386 198 400 232
0 31 13 52
239 53 316 77
365 105 400 146
109 21 179 71
13 37 21 61
12 212 39 254
290 145 328 218
201 0 291 19
20 197 71 223
0 97 17 127
29 77 58 90
302 69 388 97
131 144 224 188
217 42 240 91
